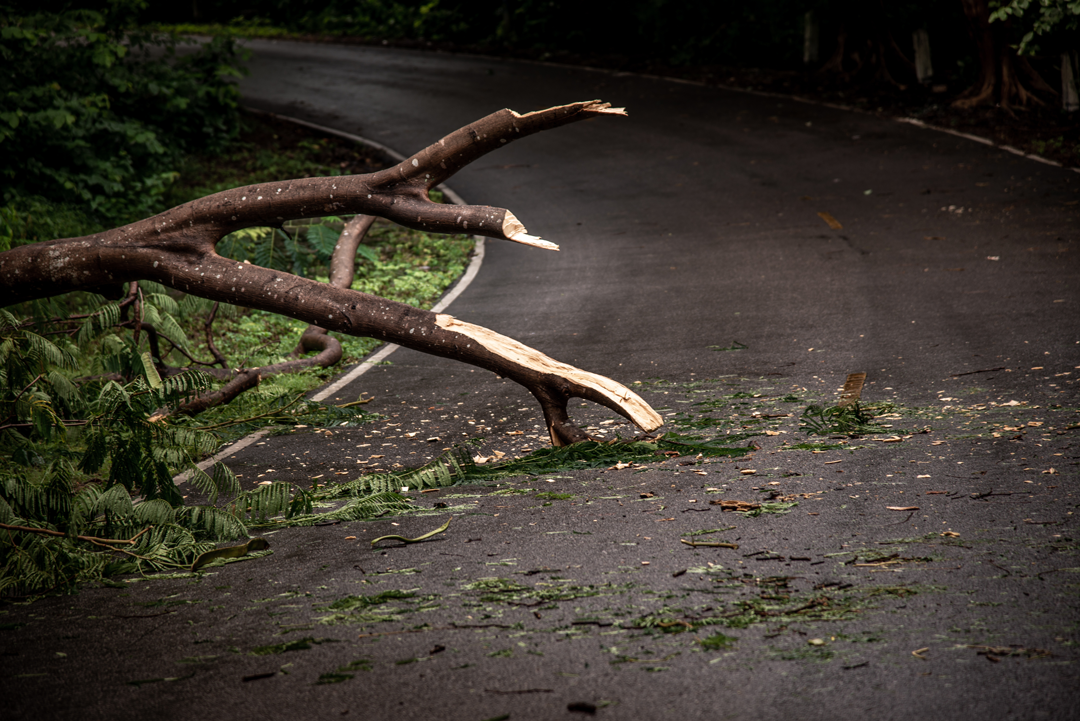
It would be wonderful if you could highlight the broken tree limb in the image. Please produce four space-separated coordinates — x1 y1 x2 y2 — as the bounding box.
0 100 622 306
0 100 660 442
434 314 661 444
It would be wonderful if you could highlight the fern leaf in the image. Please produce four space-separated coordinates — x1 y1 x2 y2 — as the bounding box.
182 505 248 540
139 351 162 389
306 223 340 261
145 293 180 316
133 498 177 526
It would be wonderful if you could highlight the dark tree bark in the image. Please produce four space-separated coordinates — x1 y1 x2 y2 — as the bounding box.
955 0 1056 109
817 2 915 87
170 216 380 416
0 101 662 446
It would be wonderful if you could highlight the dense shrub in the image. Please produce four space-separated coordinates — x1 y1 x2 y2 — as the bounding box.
0 7 246 241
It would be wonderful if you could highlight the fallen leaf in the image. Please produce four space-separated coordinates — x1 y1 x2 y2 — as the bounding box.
192 538 270 571
371 517 452 547
818 211 843 229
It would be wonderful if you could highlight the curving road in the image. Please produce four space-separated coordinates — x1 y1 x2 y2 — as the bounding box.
237 40 1077 400
5 41 1079 721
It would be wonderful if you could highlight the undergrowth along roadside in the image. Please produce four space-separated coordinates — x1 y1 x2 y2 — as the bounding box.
0 109 473 598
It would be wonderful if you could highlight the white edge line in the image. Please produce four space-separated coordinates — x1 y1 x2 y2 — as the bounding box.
174 109 486 483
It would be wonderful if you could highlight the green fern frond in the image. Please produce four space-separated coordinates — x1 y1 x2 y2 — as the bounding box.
228 482 294 523
95 302 121 331
155 311 190 351
0 494 16 524
211 462 241 499
145 293 180 316
92 483 135 521
133 498 176 526
139 351 162 389
180 505 248 541
23 331 77 370
276 491 414 528
46 369 81 408
161 369 213 396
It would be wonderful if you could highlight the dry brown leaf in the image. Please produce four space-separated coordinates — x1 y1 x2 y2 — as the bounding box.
817 211 843 229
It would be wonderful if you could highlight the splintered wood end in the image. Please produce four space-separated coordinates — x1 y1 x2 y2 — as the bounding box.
502 211 559 251
510 100 628 120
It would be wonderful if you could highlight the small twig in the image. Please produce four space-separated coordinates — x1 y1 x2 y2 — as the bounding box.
951 367 1007 377
0 419 89 432
204 302 229 368
680 539 738 549
335 396 374 408
131 282 143 346
0 522 151 546
193 392 307 431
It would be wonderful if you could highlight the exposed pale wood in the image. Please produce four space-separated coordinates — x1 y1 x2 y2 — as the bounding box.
435 313 663 435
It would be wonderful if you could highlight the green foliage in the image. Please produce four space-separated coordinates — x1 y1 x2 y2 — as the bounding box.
0 8 246 234
991 0 1080 54
0 49 469 598
799 403 886 437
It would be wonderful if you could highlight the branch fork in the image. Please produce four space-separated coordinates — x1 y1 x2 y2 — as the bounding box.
0 100 659 444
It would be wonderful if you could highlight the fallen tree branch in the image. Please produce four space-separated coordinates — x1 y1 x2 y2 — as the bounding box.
0 101 661 442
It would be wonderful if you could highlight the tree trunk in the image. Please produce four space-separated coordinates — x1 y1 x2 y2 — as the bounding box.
954 0 1054 109
0 101 663 445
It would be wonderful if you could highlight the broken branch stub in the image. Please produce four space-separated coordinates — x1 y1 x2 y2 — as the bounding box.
0 100 660 443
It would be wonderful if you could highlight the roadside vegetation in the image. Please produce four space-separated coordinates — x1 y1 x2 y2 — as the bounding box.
0 6 473 597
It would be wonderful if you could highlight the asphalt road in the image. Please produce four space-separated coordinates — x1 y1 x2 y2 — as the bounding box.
4 41 1080 721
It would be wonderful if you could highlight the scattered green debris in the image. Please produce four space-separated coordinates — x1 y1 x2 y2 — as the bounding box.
708 341 748 352
700 632 738 650
739 502 798 517
799 403 886 437
316 658 372 684
250 637 337 656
